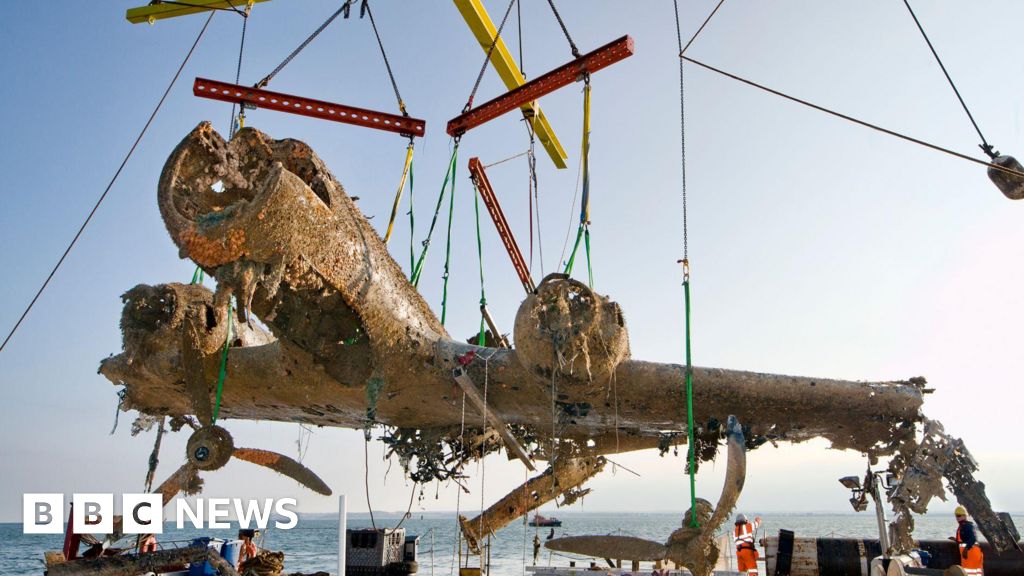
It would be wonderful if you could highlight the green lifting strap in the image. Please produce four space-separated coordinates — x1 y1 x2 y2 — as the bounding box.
472 180 487 347
190 265 205 285
211 299 234 424
439 148 459 327
683 262 698 526
410 143 460 288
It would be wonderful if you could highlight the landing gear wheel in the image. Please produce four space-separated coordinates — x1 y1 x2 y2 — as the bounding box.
186 425 234 471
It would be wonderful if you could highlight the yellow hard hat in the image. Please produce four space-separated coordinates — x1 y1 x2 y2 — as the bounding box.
954 506 967 517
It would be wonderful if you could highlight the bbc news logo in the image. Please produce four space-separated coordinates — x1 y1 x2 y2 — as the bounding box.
24 494 299 534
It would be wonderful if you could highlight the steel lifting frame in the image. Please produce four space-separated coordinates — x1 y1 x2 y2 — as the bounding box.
448 35 634 139
193 78 427 138
453 0 568 169
126 0 271 24
469 157 535 295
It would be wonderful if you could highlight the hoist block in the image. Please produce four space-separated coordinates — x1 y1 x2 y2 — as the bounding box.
193 78 426 138
447 35 634 137
468 157 535 295
126 0 272 24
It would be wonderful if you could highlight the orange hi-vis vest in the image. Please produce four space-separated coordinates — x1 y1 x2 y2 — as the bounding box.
956 522 984 575
734 519 761 551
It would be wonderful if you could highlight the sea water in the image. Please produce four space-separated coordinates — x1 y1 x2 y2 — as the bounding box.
3 512 1020 575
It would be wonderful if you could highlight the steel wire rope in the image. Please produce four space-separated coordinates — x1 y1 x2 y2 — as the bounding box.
393 480 418 530
681 56 1024 179
362 0 408 115
450 391 467 576
544 0 579 58
228 1 251 138
255 1 356 88
902 0 996 157
681 0 726 56
365 437 377 530
463 0 518 112
0 11 215 354
525 122 544 277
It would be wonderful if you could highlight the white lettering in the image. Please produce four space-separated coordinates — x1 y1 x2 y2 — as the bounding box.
72 494 113 534
23 494 64 534
123 493 164 534
207 498 231 529
274 498 298 530
234 498 274 529
176 499 204 530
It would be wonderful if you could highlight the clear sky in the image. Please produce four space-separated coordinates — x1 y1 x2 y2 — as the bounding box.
1 1 1022 523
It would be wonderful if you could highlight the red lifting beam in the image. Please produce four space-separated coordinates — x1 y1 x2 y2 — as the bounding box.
468 157 536 295
194 78 426 138
447 35 634 137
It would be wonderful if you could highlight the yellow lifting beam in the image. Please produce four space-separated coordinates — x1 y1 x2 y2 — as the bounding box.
126 0 270 25
453 0 569 169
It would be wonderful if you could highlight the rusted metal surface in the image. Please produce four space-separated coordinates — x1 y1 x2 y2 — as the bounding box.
447 35 634 136
97 124 1011 560
452 366 535 470
194 78 426 138
460 454 605 553
468 157 534 294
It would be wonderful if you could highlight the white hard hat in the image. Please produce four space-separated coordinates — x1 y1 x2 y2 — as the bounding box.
736 514 748 524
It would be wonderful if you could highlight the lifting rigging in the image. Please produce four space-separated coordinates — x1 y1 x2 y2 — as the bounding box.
15 3 1024 574
191 2 426 139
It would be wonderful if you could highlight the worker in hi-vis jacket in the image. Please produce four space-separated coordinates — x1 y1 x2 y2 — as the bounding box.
734 514 762 576
952 506 984 575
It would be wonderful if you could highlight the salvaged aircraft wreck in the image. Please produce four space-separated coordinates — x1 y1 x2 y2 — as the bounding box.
98 123 1019 574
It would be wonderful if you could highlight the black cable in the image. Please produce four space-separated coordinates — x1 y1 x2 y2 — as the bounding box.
256 1 355 88
902 0 995 158
672 0 688 261
464 0 518 113
517 0 524 76
362 0 407 115
0 11 215 354
681 0 726 56
545 0 579 58
682 56 1024 180
228 4 249 138
364 437 377 530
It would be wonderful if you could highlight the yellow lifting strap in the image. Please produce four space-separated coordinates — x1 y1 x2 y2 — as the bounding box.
383 142 416 245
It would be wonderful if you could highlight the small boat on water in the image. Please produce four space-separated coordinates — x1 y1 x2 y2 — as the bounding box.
529 514 562 527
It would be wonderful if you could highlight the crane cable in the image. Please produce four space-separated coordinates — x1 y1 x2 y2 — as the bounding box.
255 0 357 88
228 1 253 137
680 56 1024 180
674 0 700 528
462 0 517 113
902 0 997 159
0 11 215 354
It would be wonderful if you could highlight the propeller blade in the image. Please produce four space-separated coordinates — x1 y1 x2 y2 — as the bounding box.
232 448 332 495
546 535 667 561
155 462 202 507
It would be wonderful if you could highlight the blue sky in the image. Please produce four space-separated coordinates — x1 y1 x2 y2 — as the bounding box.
1 1 1022 522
